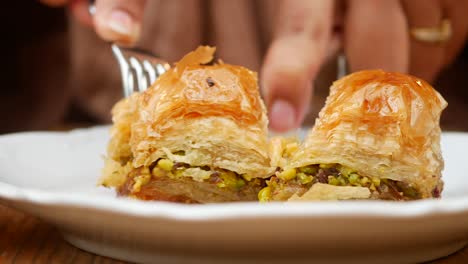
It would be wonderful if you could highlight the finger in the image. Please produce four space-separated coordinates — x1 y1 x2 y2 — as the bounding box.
261 0 334 132
345 0 409 73
40 0 93 27
94 0 146 46
70 0 93 27
442 0 468 66
402 0 445 82
39 0 68 7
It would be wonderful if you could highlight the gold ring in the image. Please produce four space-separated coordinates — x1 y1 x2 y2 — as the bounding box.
410 19 452 44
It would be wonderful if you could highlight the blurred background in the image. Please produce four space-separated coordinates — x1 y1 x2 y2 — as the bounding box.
1 1 467 133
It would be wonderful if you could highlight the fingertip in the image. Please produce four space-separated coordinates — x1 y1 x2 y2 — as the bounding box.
93 0 147 45
269 99 297 132
264 75 312 132
261 64 312 132
94 8 141 45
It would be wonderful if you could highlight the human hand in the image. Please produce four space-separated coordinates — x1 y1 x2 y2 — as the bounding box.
262 0 468 132
40 0 147 46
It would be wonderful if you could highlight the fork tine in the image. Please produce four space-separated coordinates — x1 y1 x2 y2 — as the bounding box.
129 57 148 93
126 69 135 96
143 60 156 85
155 64 167 77
337 54 348 79
111 44 133 97
112 43 171 96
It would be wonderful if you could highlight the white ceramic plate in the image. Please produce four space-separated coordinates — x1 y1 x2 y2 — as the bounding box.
0 126 467 264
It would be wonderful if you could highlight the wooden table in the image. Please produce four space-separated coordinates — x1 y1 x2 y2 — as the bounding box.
0 205 126 264
0 204 466 263
0 124 127 263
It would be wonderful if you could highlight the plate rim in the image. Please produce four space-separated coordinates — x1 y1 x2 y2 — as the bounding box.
0 180 467 221
0 126 467 221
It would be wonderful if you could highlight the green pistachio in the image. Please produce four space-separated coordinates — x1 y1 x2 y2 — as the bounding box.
348 173 360 185
360 177 370 185
258 186 272 202
157 159 174 171
151 167 166 178
242 174 254 181
338 176 347 186
297 172 314 184
371 177 381 186
299 166 318 175
217 171 244 189
328 176 340 186
278 168 297 181
235 179 246 189
340 166 356 177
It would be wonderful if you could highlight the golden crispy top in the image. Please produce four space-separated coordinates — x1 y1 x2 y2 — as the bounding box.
316 70 447 155
139 46 266 134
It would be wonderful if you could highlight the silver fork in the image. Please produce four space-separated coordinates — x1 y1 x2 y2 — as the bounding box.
87 2 170 96
111 44 171 97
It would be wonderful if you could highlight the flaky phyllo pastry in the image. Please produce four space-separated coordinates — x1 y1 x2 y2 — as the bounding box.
261 70 447 202
100 46 273 203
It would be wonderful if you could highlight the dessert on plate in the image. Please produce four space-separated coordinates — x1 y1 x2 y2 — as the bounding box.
101 45 447 203
100 46 273 203
261 70 448 202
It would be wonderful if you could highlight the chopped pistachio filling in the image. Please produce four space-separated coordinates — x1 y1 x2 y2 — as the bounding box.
258 186 272 202
258 164 421 201
131 158 263 192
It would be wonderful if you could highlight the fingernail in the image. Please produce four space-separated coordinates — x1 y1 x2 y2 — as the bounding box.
269 99 296 132
107 9 135 36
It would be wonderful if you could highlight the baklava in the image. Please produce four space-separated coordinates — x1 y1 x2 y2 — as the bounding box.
100 46 273 203
261 70 447 201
